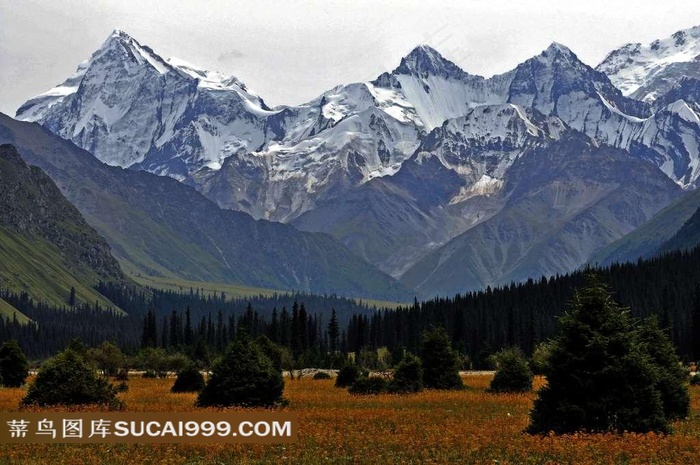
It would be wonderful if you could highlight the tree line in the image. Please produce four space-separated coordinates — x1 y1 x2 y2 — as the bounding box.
2 245 700 364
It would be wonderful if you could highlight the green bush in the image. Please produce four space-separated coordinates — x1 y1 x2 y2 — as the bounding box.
0 340 29 387
388 353 423 394
335 364 361 388
88 341 124 377
256 336 284 372
348 376 387 395
142 370 157 379
115 381 129 393
488 348 533 393
196 337 284 408
690 374 700 386
313 371 332 380
22 348 122 409
421 328 463 390
529 341 553 376
171 365 205 393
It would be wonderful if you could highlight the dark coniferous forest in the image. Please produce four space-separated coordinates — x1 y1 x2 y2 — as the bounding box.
2 245 700 365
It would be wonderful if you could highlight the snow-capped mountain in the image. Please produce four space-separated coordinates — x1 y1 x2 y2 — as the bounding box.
501 42 700 189
292 104 567 276
597 25 700 102
17 29 274 179
199 44 514 221
15 27 700 295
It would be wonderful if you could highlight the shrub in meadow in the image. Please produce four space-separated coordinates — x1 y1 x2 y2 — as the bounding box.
313 371 332 380
388 353 423 394
22 348 122 409
348 376 387 395
335 364 361 388
488 348 533 393
527 276 682 435
196 336 284 407
171 364 205 393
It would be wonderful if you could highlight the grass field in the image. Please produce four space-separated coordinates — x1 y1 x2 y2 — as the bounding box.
1 375 699 464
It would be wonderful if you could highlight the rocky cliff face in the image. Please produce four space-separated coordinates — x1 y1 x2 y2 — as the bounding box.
0 144 125 282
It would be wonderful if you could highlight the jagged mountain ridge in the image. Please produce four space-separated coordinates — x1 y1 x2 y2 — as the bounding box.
399 131 682 295
0 114 412 301
14 27 700 296
18 29 700 201
597 25 700 102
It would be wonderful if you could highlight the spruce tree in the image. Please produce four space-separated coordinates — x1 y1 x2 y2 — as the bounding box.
68 286 76 307
388 353 423 393
527 277 669 434
692 284 700 362
0 340 29 387
488 348 533 393
196 336 284 407
637 317 690 421
328 309 340 353
420 328 463 390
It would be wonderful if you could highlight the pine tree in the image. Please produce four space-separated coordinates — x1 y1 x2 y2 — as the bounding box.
184 306 193 346
141 308 158 349
488 347 533 393
328 309 339 353
196 336 284 407
420 328 463 390
0 340 29 387
637 317 690 421
269 307 279 344
527 276 669 434
68 286 76 307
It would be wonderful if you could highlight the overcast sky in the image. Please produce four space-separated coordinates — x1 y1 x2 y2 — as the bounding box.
2 0 700 116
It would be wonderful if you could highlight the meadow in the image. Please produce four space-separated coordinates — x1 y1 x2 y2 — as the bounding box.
0 375 699 464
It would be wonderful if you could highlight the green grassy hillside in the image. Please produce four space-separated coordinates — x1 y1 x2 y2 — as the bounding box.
0 144 126 314
0 115 412 302
0 298 30 324
0 227 122 312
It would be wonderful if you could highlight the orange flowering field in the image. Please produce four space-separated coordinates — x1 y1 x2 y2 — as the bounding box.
1 375 699 464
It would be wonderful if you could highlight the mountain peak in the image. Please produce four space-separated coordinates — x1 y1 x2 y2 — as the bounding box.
545 42 573 55
597 24 700 101
92 29 172 75
538 42 580 63
394 44 469 79
110 28 128 38
103 28 138 48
